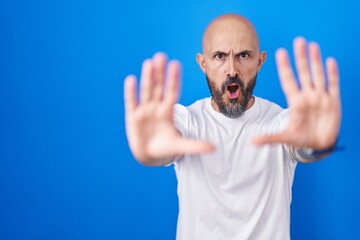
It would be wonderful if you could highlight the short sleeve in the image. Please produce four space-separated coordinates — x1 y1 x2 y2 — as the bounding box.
169 104 190 165
272 108 299 163
174 104 189 139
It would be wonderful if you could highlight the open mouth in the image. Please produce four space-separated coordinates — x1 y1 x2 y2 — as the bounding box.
226 84 240 99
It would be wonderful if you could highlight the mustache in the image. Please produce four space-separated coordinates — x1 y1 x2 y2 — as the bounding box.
221 75 245 94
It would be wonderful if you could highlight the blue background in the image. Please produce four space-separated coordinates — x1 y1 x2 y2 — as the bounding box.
0 0 359 239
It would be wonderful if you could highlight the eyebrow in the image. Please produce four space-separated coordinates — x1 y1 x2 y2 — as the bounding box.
211 50 254 56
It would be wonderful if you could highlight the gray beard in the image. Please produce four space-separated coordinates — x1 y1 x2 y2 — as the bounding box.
206 74 257 119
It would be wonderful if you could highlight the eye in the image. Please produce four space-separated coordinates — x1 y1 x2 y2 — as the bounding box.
239 52 250 59
215 53 225 60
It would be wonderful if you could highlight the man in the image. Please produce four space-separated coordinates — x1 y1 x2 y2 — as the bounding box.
124 14 341 240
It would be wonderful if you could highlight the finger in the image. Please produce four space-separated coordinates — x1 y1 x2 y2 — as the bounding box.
140 59 154 103
326 57 340 97
124 75 138 113
276 48 299 100
252 132 289 146
164 60 181 105
293 37 313 90
309 42 326 91
175 139 215 155
152 52 167 101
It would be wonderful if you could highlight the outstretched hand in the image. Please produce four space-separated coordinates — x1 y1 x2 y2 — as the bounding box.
253 37 341 151
124 53 215 166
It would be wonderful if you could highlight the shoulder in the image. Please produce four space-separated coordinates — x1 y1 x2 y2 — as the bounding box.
175 97 209 116
173 97 209 135
256 97 290 132
256 97 284 112
254 96 286 121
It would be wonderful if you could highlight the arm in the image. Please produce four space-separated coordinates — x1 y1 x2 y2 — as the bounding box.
124 53 215 166
253 37 341 163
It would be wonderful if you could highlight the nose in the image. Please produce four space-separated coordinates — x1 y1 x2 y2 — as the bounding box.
226 56 239 77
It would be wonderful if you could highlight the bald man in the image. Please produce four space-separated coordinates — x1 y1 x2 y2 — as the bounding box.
124 14 341 240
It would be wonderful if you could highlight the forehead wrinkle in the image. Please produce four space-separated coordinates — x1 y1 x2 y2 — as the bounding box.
206 40 257 60
209 36 256 53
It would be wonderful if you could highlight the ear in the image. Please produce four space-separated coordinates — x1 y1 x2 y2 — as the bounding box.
257 51 267 72
196 53 207 73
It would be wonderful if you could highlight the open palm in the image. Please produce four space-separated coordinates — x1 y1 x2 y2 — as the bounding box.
253 37 341 150
124 53 214 166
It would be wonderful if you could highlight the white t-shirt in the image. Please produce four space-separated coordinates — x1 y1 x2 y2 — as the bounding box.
173 96 298 240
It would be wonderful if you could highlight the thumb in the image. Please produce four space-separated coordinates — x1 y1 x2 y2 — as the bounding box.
175 139 216 155
252 133 287 146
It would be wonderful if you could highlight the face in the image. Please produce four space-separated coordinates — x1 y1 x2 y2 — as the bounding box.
197 15 266 118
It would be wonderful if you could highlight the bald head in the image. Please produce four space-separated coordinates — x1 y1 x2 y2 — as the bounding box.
202 14 260 54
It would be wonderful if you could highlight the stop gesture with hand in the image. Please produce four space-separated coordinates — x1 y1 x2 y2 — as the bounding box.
124 53 215 166
253 37 341 151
